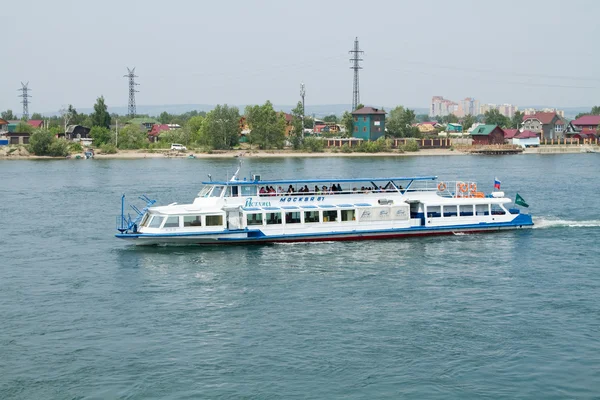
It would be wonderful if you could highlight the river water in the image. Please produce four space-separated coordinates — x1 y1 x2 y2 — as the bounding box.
1 154 599 399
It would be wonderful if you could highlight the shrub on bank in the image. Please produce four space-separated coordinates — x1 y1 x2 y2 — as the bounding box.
302 137 324 152
69 142 83 153
401 140 419 152
100 143 118 154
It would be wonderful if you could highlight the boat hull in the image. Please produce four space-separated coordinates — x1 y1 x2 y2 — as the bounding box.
116 216 533 246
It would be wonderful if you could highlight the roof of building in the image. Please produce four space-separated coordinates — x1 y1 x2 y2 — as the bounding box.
470 124 502 136
351 106 386 115
572 115 600 126
447 123 462 127
149 124 171 137
66 124 91 134
27 120 44 128
128 117 159 125
515 130 538 139
522 112 558 124
0 118 8 125
503 129 518 139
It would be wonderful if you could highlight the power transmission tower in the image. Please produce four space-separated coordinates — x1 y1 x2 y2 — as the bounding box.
124 67 139 118
18 82 31 120
300 82 306 136
348 37 363 112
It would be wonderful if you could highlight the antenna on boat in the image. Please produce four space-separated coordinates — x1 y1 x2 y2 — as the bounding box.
207 174 212 182
231 160 242 181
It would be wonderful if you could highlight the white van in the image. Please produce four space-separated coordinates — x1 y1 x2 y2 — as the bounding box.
171 143 187 151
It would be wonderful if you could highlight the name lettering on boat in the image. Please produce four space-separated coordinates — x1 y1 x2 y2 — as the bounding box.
244 198 272 207
279 196 326 203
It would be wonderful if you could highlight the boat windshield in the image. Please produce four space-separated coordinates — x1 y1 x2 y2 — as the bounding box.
198 186 212 198
210 186 224 197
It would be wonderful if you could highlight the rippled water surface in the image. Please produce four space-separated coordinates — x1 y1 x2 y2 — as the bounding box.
1 154 599 399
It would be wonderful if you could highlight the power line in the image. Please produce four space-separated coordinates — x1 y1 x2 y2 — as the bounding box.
124 67 139 118
18 82 31 120
349 37 363 111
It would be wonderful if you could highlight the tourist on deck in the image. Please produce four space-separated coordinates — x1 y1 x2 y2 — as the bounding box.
259 187 266 195
314 185 320 194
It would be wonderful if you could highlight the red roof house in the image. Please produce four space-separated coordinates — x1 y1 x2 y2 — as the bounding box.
27 120 44 128
148 124 171 142
503 129 518 139
571 115 600 135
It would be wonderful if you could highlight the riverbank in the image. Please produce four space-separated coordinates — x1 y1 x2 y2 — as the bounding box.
0 146 597 159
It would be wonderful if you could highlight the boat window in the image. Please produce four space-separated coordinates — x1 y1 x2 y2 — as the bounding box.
304 210 319 223
265 212 281 225
225 186 239 197
183 215 203 227
476 204 490 216
164 216 180 228
443 205 458 217
491 204 506 215
459 205 474 216
210 186 224 197
140 213 150 227
246 213 263 226
323 210 338 222
205 215 224 226
285 212 301 224
198 186 212 198
427 206 442 218
241 186 257 197
148 215 164 228
341 209 355 222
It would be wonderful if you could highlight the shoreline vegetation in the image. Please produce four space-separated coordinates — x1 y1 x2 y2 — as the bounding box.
0 145 594 160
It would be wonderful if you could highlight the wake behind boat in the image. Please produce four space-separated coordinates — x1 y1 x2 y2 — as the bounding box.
115 167 533 245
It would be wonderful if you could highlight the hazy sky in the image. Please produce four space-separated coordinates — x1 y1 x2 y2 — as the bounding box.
2 0 599 114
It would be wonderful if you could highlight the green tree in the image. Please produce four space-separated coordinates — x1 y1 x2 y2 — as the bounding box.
510 111 524 129
30 112 43 120
186 115 205 144
16 122 34 133
341 111 354 138
442 114 459 124
461 114 476 131
245 101 286 149
90 126 113 146
28 130 54 155
386 106 417 138
158 111 172 124
355 103 364 111
290 101 304 149
484 109 509 127
199 104 241 149
323 114 338 123
1 109 15 120
117 124 147 149
303 115 314 129
47 139 69 157
90 96 111 128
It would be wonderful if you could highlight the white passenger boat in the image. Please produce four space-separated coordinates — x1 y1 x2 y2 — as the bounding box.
115 167 533 245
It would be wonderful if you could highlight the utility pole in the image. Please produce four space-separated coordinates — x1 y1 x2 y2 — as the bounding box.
300 82 306 137
124 67 139 118
18 82 31 120
116 119 119 147
348 37 363 112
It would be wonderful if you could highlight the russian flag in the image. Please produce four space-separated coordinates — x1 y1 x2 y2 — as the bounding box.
494 178 501 190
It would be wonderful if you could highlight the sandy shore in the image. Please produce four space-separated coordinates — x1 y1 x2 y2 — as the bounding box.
1 146 596 160
92 148 464 159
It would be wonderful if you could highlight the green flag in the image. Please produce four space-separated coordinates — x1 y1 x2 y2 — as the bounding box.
515 193 529 208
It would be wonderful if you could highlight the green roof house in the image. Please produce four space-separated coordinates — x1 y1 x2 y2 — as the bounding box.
469 124 505 145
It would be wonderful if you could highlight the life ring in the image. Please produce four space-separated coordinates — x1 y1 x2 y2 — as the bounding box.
437 182 447 192
469 183 477 192
459 183 468 193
